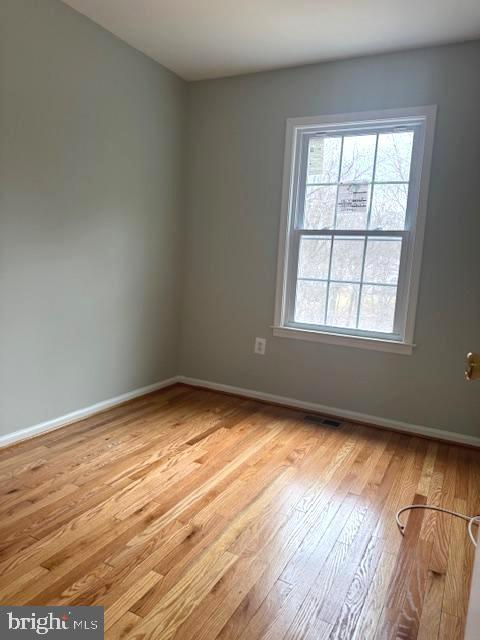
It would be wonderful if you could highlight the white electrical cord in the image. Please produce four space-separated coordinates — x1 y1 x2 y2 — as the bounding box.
396 504 480 547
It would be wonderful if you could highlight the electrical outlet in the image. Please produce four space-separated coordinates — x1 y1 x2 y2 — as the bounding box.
254 337 266 355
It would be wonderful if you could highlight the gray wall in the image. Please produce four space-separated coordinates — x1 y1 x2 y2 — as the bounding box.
1 1 478 441
0 0 186 435
180 41 480 438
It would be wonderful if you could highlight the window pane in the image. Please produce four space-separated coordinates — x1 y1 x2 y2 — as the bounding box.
326 283 360 328
340 134 377 182
298 236 331 279
304 185 336 229
358 285 397 333
335 183 370 230
364 238 402 285
295 280 327 325
307 136 342 184
369 183 408 230
375 131 414 182
330 237 364 282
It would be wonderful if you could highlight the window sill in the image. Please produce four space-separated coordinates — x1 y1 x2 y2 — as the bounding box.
272 326 414 355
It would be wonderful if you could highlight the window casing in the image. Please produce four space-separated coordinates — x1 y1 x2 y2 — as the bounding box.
274 107 436 354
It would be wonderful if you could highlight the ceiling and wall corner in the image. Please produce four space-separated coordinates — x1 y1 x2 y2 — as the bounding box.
61 0 480 81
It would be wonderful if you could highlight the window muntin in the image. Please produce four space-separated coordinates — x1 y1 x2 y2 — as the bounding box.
275 109 435 349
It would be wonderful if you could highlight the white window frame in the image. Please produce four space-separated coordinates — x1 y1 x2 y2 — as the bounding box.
273 106 437 355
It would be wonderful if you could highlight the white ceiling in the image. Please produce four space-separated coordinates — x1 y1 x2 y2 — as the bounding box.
62 0 480 81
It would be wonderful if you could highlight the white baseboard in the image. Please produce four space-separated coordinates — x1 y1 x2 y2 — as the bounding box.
2 373 478 450
178 376 480 448
0 377 180 449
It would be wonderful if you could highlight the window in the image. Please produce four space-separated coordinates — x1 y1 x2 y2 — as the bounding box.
274 107 436 354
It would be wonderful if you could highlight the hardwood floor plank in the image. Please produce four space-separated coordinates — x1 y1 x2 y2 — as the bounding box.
350 551 397 640
372 493 427 638
395 538 433 639
417 571 445 640
419 445 446 544
53 523 186 609
0 565 50 604
171 555 267 640
125 551 238 640
443 497 474 623
105 611 141 640
438 611 463 640
0 386 477 640
115 422 287 552
132 467 296 618
104 570 162 630
217 578 293 640
329 536 383 639
430 446 458 575
284 441 407 637
374 438 427 553
248 494 359 640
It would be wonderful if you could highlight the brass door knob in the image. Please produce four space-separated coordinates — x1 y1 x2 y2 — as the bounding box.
465 352 480 381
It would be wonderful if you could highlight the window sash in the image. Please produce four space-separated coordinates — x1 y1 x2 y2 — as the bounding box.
295 127 418 233
284 231 409 340
277 110 433 346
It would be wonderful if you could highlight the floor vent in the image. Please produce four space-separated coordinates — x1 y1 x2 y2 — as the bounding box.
304 415 343 428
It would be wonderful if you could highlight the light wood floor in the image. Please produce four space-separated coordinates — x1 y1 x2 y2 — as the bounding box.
0 385 478 639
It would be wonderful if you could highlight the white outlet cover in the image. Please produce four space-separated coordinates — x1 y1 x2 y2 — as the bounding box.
255 338 266 355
